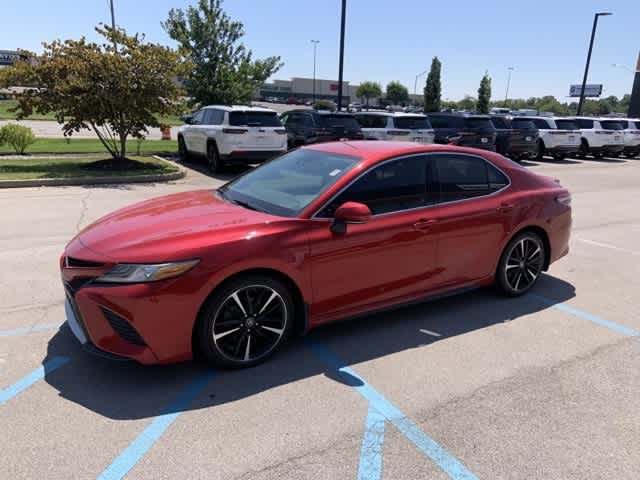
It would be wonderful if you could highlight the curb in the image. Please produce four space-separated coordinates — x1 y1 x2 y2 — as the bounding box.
0 156 186 189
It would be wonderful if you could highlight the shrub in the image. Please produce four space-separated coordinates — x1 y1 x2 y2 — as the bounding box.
312 100 336 111
0 124 36 154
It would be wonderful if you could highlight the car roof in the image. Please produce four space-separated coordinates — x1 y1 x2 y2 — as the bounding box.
355 111 393 117
202 105 277 113
427 112 490 119
393 112 427 117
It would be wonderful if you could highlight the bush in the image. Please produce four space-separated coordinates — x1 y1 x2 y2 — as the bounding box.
0 124 36 154
312 100 336 111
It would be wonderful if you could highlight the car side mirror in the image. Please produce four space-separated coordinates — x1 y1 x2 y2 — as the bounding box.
330 202 372 234
181 114 193 125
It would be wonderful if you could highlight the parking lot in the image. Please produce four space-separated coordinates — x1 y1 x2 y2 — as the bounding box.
1 154 639 479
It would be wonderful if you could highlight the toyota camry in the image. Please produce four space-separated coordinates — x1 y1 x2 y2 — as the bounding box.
61 142 571 368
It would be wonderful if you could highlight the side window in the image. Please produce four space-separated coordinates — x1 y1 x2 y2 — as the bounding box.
490 117 508 129
318 156 428 217
203 109 223 125
191 110 205 125
280 114 289 125
356 115 387 128
533 119 550 129
285 113 299 126
302 114 314 127
575 119 594 129
435 154 491 201
428 116 449 129
488 163 509 192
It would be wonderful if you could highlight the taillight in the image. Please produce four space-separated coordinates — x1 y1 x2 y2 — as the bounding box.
274 129 287 134
222 128 248 134
387 130 411 136
556 193 572 206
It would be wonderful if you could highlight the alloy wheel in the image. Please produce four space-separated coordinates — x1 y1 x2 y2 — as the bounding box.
207 144 219 173
504 237 543 293
211 285 287 363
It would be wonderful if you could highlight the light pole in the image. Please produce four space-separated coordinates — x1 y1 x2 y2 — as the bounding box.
577 12 612 115
504 67 514 107
311 40 320 103
337 0 346 110
109 0 117 51
414 69 429 97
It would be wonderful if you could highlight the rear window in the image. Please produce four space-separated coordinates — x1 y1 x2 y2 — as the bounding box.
428 116 453 129
490 117 509 129
464 117 494 129
600 120 625 130
511 119 536 130
531 119 552 129
319 114 360 129
355 115 388 128
229 111 282 127
574 119 594 129
554 120 579 130
393 116 431 130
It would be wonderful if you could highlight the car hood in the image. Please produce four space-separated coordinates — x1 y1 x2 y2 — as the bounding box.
76 189 278 262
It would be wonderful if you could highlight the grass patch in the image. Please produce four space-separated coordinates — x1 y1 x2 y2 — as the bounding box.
0 156 179 181
0 100 184 126
0 137 178 155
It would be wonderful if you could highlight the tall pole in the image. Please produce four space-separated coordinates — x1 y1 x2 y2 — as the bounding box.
337 0 346 111
414 69 428 96
504 67 514 107
577 12 612 115
109 0 117 51
311 40 320 103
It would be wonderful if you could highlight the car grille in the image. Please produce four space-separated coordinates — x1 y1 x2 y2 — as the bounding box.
100 307 147 346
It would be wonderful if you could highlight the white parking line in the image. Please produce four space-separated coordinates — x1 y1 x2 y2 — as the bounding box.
577 238 640 256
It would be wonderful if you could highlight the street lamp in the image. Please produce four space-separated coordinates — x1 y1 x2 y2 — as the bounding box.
414 68 429 97
577 12 612 115
311 40 320 102
337 0 346 111
504 67 514 107
109 0 117 51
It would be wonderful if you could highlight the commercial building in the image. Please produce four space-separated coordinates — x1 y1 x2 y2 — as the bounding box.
0 50 23 67
258 77 360 103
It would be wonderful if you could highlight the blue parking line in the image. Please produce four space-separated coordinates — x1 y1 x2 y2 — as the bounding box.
97 371 215 480
0 322 64 338
308 340 478 480
531 294 639 337
358 407 385 480
0 356 69 404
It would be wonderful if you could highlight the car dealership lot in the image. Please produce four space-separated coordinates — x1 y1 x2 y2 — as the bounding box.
1 156 639 479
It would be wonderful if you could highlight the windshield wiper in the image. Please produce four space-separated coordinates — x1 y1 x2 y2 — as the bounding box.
232 199 268 213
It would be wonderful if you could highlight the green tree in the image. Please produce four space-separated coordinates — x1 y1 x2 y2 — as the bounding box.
163 0 282 106
423 56 442 112
386 81 409 105
0 26 184 163
477 72 492 113
458 95 477 111
355 81 382 107
0 124 36 154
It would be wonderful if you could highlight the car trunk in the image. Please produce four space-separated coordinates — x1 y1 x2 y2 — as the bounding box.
228 111 285 149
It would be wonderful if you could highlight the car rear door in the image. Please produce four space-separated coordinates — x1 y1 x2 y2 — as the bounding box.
427 153 513 287
307 154 440 321
228 111 284 150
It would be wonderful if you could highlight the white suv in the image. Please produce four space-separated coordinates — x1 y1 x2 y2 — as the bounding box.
519 116 580 160
569 117 625 159
178 105 288 173
354 112 435 143
609 118 640 158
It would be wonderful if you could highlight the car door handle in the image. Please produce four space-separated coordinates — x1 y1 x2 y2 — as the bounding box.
413 219 437 231
497 202 514 214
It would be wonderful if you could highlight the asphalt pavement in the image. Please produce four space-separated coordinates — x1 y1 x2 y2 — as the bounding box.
0 154 638 479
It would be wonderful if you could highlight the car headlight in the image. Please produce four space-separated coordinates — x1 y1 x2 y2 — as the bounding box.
96 260 200 284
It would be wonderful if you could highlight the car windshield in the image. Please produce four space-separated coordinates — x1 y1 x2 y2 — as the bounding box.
600 120 625 130
319 114 360 129
464 117 494 129
554 120 579 130
511 119 536 130
220 149 360 217
394 116 431 129
228 111 281 127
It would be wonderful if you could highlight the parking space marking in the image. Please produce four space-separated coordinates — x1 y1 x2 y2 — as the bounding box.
97 371 215 480
531 294 639 337
0 356 69 404
308 340 478 480
0 322 64 337
577 238 640 256
359 406 385 480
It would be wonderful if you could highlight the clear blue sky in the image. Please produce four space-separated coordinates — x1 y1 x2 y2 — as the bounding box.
2 0 638 101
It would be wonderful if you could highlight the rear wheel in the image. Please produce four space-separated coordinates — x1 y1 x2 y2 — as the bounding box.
207 142 223 174
553 153 566 161
197 275 294 368
178 136 189 162
594 151 605 159
496 232 545 297
578 139 589 159
535 140 545 160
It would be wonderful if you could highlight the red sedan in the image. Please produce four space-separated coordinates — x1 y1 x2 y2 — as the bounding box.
61 142 571 368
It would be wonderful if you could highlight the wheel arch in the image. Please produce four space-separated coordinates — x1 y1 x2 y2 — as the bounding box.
506 225 551 271
191 267 308 359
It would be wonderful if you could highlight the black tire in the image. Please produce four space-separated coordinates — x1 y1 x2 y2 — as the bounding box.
577 139 589 159
197 274 294 368
594 152 605 159
178 136 189 162
535 140 545 160
207 142 224 174
553 154 566 161
495 231 545 297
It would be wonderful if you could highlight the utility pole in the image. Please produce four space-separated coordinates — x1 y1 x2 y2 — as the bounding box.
577 12 612 115
504 67 514 107
629 51 640 118
414 69 429 96
109 0 117 51
337 0 346 110
311 40 320 103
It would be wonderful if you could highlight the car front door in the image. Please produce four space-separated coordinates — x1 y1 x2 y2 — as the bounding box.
307 154 440 322
184 110 205 153
427 153 513 287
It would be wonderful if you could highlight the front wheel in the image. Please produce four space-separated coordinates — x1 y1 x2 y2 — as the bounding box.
178 136 189 162
496 232 545 297
207 142 223 174
197 275 294 368
535 140 545 160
